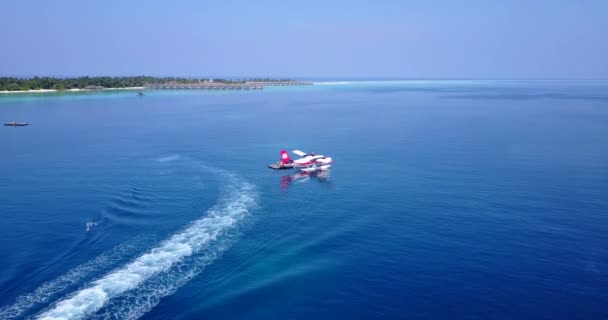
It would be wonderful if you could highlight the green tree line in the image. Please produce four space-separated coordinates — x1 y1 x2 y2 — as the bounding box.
0 76 294 91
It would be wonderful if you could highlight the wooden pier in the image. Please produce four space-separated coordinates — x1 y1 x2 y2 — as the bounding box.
248 81 313 87
144 82 263 90
143 80 312 91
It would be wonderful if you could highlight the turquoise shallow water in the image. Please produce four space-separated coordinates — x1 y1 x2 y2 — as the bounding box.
1 81 607 319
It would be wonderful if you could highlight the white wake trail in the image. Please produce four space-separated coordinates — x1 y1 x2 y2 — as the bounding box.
37 172 257 320
90 233 236 320
0 238 148 320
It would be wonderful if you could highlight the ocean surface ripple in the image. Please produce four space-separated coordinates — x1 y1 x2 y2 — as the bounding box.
2 81 608 320
29 159 257 320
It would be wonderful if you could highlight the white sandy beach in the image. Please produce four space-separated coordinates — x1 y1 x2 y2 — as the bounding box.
0 87 145 94
313 81 351 85
0 89 57 94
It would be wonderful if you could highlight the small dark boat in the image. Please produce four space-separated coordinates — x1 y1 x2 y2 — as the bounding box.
137 92 145 96
4 121 28 126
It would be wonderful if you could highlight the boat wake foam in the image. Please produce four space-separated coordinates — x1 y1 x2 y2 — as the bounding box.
36 169 256 320
90 232 236 320
8 158 258 320
0 238 149 320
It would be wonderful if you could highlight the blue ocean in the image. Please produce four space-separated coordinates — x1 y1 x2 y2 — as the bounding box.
1 81 607 319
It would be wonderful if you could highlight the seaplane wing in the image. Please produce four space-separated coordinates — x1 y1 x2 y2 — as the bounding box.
292 150 307 157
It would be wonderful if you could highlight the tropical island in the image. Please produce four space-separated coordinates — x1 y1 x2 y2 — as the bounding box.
0 76 311 93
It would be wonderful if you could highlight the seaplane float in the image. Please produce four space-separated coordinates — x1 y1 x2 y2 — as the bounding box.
269 149 333 172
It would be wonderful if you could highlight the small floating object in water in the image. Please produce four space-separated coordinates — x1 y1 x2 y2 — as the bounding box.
137 92 145 96
86 221 98 232
4 121 28 126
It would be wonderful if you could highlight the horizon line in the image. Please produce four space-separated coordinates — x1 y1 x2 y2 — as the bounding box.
1 75 608 81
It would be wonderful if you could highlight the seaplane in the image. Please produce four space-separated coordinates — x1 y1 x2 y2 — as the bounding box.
269 149 333 172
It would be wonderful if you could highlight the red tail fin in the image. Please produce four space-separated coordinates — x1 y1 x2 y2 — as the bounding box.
280 150 291 164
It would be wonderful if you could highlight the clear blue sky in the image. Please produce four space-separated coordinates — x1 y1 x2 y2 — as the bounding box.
1 0 607 79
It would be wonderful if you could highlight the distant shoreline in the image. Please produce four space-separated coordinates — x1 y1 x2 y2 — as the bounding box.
0 87 145 94
0 76 301 93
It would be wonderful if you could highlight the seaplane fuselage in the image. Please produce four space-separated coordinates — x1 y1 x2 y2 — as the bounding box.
282 150 333 171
